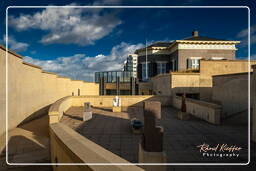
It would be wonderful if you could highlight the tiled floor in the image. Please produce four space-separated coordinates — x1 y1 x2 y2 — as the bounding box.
61 106 255 170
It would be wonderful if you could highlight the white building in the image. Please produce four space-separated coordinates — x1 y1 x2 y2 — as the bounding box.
123 54 138 78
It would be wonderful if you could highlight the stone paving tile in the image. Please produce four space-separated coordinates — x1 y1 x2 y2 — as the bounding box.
62 106 256 171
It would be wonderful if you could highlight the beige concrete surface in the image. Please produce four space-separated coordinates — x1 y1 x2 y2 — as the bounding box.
63 106 250 166
172 96 221 124
212 72 251 117
50 123 144 171
199 60 256 101
0 46 99 150
0 115 50 170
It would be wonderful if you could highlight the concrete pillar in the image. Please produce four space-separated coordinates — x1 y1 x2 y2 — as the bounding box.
135 78 139 95
139 101 166 171
130 77 136 95
252 65 256 143
116 76 120 95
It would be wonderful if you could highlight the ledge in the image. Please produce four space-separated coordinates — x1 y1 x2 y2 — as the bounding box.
48 96 73 124
50 123 144 170
22 61 42 69
0 44 23 59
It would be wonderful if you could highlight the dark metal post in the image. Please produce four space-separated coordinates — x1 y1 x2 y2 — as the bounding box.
116 76 120 95
99 77 105 95
130 77 136 95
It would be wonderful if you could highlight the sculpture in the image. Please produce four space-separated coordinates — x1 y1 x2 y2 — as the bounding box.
113 96 121 107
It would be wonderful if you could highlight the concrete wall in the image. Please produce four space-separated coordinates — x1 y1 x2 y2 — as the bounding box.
0 46 99 140
170 72 200 95
50 123 144 171
138 82 153 95
199 60 256 101
151 73 171 95
0 47 6 152
48 95 144 170
172 96 221 124
252 65 256 143
212 73 252 117
139 72 200 97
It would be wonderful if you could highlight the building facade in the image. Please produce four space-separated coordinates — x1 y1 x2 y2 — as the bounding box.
123 54 138 78
94 71 137 95
136 31 240 81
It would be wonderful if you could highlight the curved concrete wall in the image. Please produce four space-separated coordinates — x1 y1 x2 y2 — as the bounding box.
50 123 144 171
0 46 99 140
48 96 144 170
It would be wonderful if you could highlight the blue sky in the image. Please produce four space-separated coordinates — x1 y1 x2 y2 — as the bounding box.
0 0 256 81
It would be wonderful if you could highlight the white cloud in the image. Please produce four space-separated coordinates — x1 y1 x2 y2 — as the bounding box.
236 25 256 47
9 3 121 46
1 35 29 52
23 42 144 81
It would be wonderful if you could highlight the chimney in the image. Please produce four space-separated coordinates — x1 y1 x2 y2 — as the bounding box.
192 30 199 37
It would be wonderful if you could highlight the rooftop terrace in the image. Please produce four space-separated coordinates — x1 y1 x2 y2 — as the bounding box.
61 106 250 166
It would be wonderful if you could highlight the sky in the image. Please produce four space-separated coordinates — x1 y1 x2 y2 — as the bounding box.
0 0 256 81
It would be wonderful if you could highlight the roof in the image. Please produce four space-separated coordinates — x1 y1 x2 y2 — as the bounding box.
148 41 173 47
183 36 227 41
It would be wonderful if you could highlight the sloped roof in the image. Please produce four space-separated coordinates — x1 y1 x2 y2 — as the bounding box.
183 36 227 41
148 41 173 47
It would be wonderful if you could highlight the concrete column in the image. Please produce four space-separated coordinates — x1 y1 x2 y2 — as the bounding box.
130 77 136 95
139 101 166 171
78 88 80 96
252 65 256 143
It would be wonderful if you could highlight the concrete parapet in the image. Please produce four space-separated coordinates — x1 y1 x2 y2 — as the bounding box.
48 96 73 124
138 143 166 171
172 96 221 124
72 95 172 107
50 123 144 171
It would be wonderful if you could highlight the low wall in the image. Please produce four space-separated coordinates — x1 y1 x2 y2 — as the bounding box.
170 72 200 95
48 96 73 124
49 96 144 170
172 96 221 124
151 73 171 95
50 123 144 171
72 95 171 108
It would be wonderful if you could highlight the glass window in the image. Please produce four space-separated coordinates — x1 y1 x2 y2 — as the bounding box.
107 72 112 83
191 59 200 69
117 72 122 82
157 62 166 74
111 72 116 82
95 72 99 82
142 63 149 81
